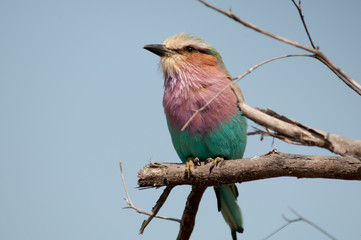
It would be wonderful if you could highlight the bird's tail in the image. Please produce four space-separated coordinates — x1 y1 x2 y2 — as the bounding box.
214 184 243 240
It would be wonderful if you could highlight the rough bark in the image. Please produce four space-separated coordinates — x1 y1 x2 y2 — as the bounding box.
176 185 207 240
138 152 361 188
230 85 361 159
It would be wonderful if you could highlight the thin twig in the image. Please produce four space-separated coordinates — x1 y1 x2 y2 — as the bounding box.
198 0 361 96
119 161 181 223
232 54 314 82
181 54 313 131
198 0 316 53
289 0 361 95
262 221 293 240
289 208 337 240
291 0 316 49
263 208 337 240
139 185 175 234
248 125 305 145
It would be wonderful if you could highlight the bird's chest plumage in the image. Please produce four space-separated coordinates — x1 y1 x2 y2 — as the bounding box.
162 74 247 162
163 75 235 136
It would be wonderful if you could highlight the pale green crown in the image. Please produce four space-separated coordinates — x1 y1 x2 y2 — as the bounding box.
163 33 229 73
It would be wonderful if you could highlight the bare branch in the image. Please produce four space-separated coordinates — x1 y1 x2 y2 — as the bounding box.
198 0 361 96
232 54 314 81
291 0 316 49
198 0 315 53
263 218 293 240
139 185 175 234
138 152 361 188
176 185 207 240
119 161 180 223
264 208 337 240
230 90 361 158
288 208 337 240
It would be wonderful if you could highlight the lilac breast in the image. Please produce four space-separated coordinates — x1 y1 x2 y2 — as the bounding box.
163 68 238 136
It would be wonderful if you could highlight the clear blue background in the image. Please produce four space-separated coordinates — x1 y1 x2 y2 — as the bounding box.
1 0 360 239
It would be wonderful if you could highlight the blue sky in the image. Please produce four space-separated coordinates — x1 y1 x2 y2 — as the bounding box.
1 0 360 239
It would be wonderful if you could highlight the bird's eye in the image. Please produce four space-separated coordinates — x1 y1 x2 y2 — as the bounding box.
185 46 195 52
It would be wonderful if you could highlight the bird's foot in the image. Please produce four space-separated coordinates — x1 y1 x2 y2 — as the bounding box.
185 157 199 177
206 157 224 166
206 157 225 173
214 157 224 167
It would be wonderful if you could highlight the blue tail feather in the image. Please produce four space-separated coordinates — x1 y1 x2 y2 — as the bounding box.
214 184 243 240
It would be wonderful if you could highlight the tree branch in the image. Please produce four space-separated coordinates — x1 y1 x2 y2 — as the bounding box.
139 185 175 234
263 208 337 240
291 0 316 49
138 151 361 188
176 185 207 240
231 92 361 158
119 161 180 224
198 0 361 96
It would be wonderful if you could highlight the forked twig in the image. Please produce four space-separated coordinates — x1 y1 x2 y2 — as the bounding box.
119 161 180 225
263 208 337 240
287 208 337 240
199 0 315 53
198 0 361 96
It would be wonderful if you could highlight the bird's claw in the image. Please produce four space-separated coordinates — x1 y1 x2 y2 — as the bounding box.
207 157 225 173
207 157 224 166
214 157 225 166
185 157 199 177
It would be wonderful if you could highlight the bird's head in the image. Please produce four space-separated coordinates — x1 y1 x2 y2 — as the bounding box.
144 33 229 78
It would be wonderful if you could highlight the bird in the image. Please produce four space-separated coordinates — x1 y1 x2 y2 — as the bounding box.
144 33 247 240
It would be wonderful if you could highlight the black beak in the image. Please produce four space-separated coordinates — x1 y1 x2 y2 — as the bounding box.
143 44 173 57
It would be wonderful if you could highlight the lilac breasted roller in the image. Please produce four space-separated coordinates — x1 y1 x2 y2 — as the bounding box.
144 33 247 240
